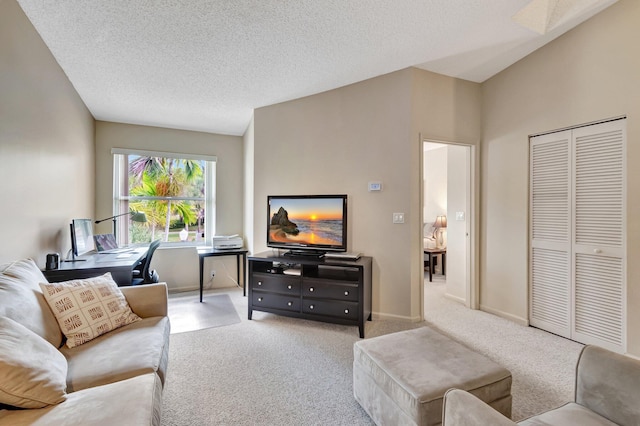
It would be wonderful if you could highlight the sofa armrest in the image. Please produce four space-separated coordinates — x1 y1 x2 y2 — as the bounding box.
442 389 516 426
576 345 640 425
121 282 168 318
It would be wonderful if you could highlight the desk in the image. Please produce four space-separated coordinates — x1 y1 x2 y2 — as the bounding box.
42 247 148 286
424 247 446 282
197 247 249 302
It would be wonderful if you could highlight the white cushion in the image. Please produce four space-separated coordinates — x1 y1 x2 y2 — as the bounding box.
39 273 141 348
0 259 63 347
0 316 68 408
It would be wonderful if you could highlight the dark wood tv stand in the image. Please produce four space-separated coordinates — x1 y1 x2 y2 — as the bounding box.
248 251 372 338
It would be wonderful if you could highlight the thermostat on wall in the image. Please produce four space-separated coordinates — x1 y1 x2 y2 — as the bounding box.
368 181 382 191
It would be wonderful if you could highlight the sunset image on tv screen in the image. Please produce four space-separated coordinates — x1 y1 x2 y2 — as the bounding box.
269 198 344 246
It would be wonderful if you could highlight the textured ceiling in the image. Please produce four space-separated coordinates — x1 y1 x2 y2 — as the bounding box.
17 0 617 136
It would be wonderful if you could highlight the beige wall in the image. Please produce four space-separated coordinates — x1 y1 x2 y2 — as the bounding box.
94 121 245 291
412 70 482 316
0 0 95 265
481 0 640 354
253 68 481 320
243 116 255 254
424 146 447 224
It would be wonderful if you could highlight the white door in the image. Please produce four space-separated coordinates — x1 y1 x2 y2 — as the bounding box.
530 130 572 338
530 119 626 353
423 142 472 306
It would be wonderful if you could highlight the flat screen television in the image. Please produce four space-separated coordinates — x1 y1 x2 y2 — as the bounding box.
267 194 347 256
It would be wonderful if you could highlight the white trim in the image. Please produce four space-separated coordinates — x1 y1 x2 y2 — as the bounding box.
529 115 626 138
372 312 423 322
111 147 217 162
480 305 530 327
420 137 477 313
444 292 465 304
206 160 216 240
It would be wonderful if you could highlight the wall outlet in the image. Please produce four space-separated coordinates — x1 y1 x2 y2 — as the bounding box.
210 270 216 278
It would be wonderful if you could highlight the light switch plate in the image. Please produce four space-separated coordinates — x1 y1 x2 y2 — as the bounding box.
393 213 405 224
456 211 465 221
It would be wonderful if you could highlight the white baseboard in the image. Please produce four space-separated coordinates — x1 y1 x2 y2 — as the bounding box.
168 284 239 293
479 304 529 327
444 292 465 305
373 311 422 323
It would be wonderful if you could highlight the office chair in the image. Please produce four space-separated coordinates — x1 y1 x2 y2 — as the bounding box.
132 239 161 285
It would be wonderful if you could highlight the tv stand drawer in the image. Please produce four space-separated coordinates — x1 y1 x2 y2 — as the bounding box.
252 273 300 294
303 281 358 302
252 292 300 312
302 299 358 320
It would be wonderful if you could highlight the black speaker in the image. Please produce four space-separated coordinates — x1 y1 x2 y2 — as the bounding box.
45 253 60 270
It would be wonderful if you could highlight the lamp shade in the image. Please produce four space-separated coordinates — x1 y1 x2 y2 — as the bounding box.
130 211 147 223
434 215 447 228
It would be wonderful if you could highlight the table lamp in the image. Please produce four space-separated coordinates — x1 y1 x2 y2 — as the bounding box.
434 215 447 247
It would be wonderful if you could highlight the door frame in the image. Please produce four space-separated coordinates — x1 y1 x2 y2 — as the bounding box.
419 136 479 316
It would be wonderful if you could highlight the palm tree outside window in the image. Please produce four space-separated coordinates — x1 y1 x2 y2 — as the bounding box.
112 149 216 246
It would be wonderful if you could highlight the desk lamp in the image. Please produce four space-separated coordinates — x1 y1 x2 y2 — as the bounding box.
95 211 147 241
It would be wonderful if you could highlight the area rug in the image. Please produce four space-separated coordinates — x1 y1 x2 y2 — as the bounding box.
168 293 241 334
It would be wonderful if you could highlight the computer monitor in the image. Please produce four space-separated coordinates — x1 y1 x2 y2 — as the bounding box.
71 219 95 256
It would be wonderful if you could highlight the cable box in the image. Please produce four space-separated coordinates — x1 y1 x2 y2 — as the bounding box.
323 252 362 260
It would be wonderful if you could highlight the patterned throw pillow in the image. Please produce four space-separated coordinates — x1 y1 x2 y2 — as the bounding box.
39 273 141 348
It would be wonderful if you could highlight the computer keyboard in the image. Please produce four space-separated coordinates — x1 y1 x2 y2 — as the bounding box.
98 248 132 254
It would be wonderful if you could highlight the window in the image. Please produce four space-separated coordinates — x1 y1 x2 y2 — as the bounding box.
112 148 216 246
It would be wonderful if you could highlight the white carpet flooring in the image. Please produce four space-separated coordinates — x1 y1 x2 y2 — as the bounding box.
160 276 584 425
423 277 584 420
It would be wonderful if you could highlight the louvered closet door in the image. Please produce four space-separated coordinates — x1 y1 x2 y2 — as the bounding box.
571 121 626 352
529 119 626 353
530 131 572 338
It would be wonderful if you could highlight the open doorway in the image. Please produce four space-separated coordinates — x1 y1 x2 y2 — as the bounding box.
422 140 475 312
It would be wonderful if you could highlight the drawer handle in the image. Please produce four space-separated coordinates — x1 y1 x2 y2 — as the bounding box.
287 301 293 306
309 287 314 292
309 304 314 310
344 291 349 296
287 285 292 290
257 297 263 302
258 281 263 286
344 309 349 314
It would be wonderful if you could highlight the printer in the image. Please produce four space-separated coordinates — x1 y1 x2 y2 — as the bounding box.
212 234 243 249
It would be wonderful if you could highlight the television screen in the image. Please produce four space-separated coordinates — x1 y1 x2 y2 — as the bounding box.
267 195 347 254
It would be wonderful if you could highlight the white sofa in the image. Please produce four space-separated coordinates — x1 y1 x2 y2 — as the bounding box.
0 259 170 425
442 345 640 426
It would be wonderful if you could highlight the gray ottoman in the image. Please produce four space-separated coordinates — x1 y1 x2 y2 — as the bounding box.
353 326 512 426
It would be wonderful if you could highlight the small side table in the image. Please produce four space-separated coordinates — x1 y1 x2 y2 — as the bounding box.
423 247 446 282
197 247 249 302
